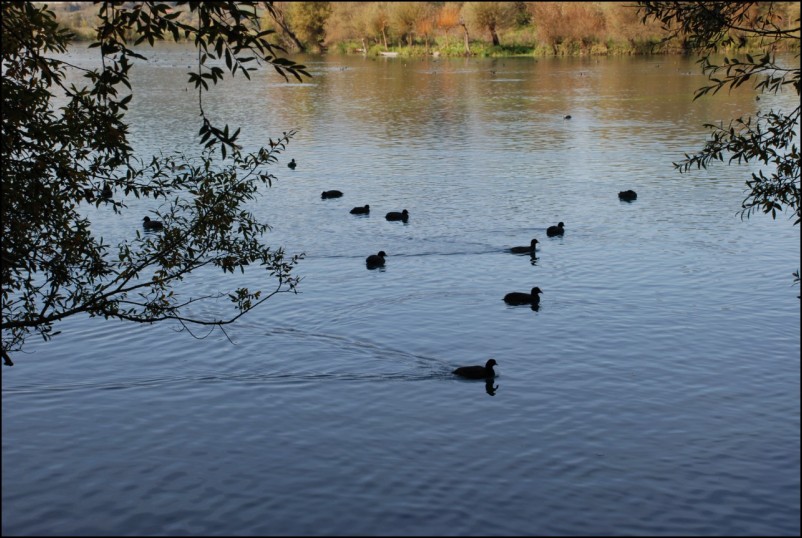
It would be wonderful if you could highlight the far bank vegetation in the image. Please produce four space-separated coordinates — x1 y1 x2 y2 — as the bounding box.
49 2 801 57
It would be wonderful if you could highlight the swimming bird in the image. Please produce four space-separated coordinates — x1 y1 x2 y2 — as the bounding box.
322 190 343 199
142 216 164 231
618 189 637 201
510 238 539 254
453 359 497 380
503 287 543 306
365 251 386 269
564 114 572 120
350 204 370 215
287 159 297 169
385 209 409 222
546 222 564 237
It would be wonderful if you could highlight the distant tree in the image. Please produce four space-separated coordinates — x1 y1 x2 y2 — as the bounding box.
287 2 332 52
437 2 462 47
511 1 532 27
368 2 391 50
463 2 517 46
325 2 373 52
599 1 667 49
1 2 310 366
414 4 437 53
527 1 607 53
265 2 306 51
638 2 800 226
389 2 430 47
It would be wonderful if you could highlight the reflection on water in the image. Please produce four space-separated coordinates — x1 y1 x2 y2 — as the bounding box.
2 46 799 536
485 379 499 396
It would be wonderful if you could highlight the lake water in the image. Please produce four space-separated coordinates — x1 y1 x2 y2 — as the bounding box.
2 45 800 536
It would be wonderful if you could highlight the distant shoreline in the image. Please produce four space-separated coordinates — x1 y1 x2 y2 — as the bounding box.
48 1 799 59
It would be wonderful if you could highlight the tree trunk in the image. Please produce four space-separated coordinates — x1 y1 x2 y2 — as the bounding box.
268 6 306 52
490 24 500 46
460 21 471 55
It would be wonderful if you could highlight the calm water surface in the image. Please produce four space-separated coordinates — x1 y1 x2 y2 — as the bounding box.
2 45 800 536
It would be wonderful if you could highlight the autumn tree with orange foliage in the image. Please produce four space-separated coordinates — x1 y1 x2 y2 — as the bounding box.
437 3 462 47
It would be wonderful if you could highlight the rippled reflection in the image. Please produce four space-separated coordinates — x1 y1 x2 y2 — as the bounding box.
485 379 499 396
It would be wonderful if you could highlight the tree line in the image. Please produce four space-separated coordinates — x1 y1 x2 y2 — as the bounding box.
44 1 802 56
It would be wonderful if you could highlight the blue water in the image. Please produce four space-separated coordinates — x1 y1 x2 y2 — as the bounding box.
3 47 800 535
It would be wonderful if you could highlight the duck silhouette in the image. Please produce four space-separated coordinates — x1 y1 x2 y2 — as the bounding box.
453 359 497 380
287 159 297 169
142 216 164 231
546 222 564 237
322 190 343 199
365 251 386 269
385 209 409 222
618 190 637 201
504 287 542 307
350 204 370 215
510 238 539 254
